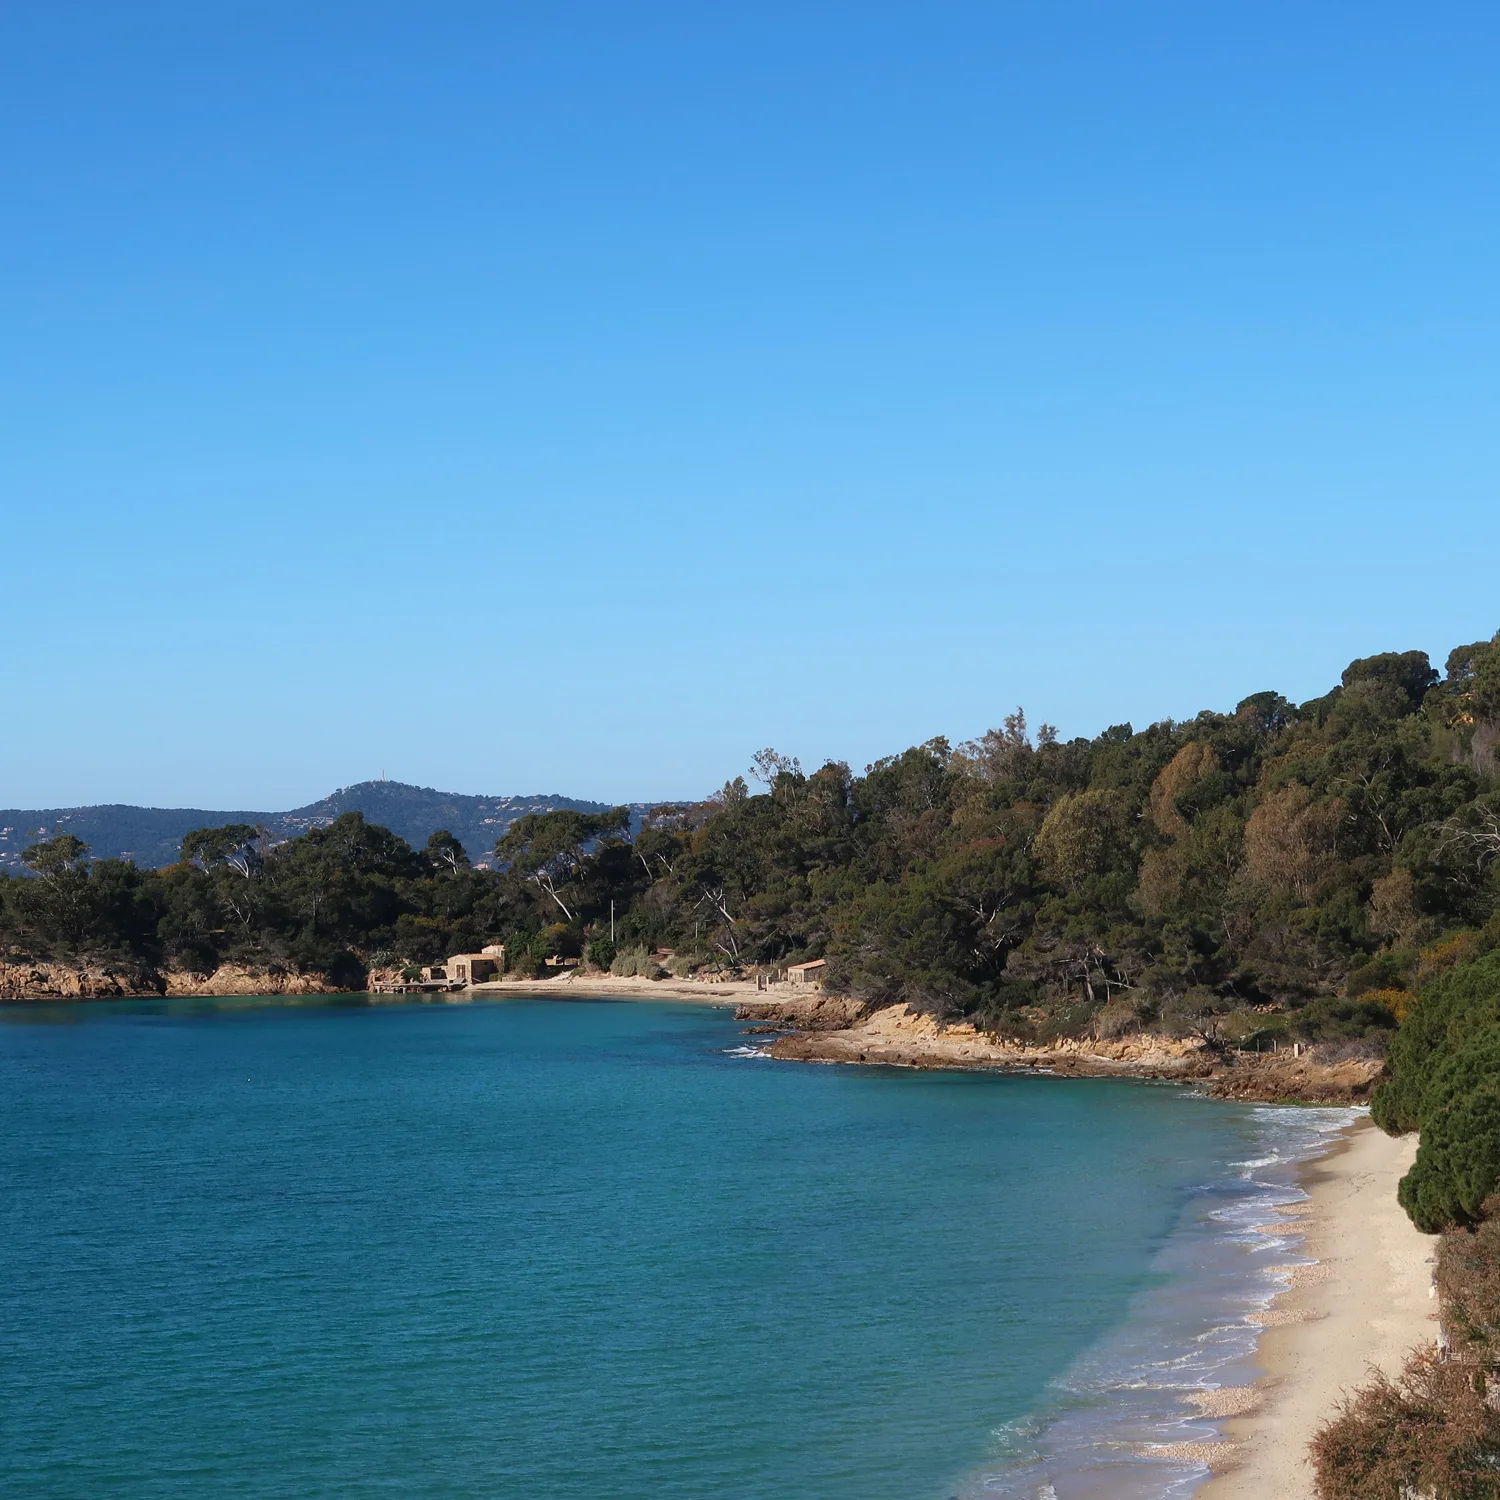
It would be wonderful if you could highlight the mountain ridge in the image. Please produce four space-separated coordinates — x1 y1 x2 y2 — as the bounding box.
0 780 661 872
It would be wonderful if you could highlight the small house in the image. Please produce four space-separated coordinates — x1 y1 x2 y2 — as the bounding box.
445 953 501 986
786 959 827 988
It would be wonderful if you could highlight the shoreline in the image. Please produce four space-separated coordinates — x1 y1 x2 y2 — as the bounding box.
1192 1117 1435 1500
468 973 766 1003
754 998 1385 1106
0 978 1382 1106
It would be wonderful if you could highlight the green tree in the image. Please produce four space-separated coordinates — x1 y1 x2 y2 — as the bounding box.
494 807 630 921
180 824 261 876
16 835 96 950
425 829 468 874
1032 790 1128 891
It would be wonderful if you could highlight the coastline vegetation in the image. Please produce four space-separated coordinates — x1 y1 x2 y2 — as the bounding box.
5 634 1497 1059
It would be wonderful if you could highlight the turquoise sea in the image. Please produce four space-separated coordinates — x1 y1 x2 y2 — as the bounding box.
0 997 1353 1499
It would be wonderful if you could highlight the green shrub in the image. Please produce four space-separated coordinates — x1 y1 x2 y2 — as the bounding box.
585 937 616 970
1399 1059 1500 1231
609 946 665 979
1287 995 1398 1043
1373 950 1500 1230
1373 949 1500 1135
1031 1002 1101 1045
1347 950 1413 998
504 935 546 980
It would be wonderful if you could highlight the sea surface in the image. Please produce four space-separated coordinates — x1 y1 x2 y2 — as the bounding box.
0 996 1353 1499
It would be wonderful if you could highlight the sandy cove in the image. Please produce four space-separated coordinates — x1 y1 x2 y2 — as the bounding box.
467 971 773 1003
1194 1120 1436 1500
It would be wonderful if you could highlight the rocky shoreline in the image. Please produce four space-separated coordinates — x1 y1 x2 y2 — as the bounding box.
0 960 341 1000
736 999 1385 1106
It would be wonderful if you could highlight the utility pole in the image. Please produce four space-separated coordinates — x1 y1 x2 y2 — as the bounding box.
610 900 615 943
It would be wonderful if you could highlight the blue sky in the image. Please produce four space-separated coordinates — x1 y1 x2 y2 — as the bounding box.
3 1 1498 810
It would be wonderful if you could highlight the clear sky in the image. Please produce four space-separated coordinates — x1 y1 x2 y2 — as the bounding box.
3 2 1498 810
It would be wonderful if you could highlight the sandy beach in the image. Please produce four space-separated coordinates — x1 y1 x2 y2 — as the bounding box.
468 972 768 1003
1196 1119 1436 1500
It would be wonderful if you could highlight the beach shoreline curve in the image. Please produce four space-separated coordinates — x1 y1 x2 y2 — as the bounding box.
1192 1117 1435 1500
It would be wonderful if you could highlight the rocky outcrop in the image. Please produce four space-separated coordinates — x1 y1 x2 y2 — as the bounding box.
0 961 165 1000
1201 1051 1385 1104
752 1001 1383 1105
163 965 340 997
734 995 869 1032
0 960 341 1001
764 1003 1212 1076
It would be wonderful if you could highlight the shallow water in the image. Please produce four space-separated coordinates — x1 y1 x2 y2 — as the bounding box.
0 996 1345 1499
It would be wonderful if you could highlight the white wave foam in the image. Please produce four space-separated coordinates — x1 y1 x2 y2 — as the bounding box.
960 1101 1361 1499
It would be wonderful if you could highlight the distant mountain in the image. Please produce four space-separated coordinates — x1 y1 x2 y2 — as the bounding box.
0 781 660 873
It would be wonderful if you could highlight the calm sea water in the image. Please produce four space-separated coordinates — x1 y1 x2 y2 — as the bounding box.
0 997 1351 1500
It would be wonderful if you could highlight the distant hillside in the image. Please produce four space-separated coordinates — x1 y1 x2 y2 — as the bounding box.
0 781 657 872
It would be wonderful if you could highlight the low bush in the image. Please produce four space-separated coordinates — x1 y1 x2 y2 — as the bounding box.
609 947 665 979
1287 994 1399 1043
1031 1002 1102 1046
1310 1349 1500 1499
1399 1061 1500 1232
1094 997 1149 1039
1347 950 1414 998
1356 986 1415 1022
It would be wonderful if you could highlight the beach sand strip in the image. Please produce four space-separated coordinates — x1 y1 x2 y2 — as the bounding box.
1195 1118 1436 1500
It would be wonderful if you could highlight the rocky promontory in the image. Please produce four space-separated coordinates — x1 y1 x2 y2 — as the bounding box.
736 999 1385 1106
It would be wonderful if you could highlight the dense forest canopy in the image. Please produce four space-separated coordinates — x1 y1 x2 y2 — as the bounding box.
6 634 1500 1062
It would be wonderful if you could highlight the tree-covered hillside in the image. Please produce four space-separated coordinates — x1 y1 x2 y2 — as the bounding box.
5 634 1498 1068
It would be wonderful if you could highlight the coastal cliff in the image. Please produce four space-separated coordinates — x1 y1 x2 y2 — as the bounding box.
740 999 1384 1105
